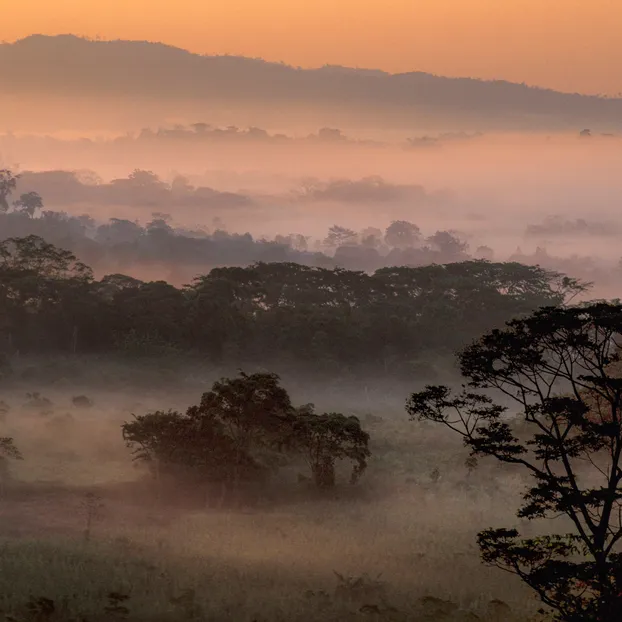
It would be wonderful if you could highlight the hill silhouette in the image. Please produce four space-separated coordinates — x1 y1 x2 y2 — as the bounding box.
2 34 622 130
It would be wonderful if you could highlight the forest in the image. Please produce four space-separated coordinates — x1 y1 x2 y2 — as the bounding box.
0 233 585 377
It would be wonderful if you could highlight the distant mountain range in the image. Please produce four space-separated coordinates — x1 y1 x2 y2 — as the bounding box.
1 35 621 131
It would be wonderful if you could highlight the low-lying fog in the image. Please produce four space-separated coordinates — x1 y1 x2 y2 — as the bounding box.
0 365 543 621
3 129 622 297
2 121 621 620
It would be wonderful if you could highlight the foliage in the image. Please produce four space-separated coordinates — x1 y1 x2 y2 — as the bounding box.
323 225 358 248
0 436 23 492
0 166 598 282
72 395 93 409
289 406 370 488
406 303 622 620
13 191 44 218
385 220 421 249
0 536 524 621
0 234 588 376
0 437 22 461
122 372 370 496
0 169 19 213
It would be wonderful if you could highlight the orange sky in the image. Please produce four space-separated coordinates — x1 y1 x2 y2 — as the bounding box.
4 0 622 95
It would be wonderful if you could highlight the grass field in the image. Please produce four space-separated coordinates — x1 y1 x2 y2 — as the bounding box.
0 361 549 621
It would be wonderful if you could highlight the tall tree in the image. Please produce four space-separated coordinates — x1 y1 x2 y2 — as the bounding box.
0 169 19 213
406 303 622 621
13 191 43 218
384 220 421 249
323 225 358 249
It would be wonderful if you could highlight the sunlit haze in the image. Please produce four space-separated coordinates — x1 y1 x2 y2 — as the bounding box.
3 3 622 621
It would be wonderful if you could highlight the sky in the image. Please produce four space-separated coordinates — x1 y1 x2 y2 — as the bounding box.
4 0 622 95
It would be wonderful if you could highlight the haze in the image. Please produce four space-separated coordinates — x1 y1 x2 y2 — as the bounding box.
2 6 622 622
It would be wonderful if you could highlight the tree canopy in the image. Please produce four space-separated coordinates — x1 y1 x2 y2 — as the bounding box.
0 236 589 376
122 372 370 502
0 236 589 374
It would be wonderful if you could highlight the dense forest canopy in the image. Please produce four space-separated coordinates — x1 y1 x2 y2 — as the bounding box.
0 234 587 378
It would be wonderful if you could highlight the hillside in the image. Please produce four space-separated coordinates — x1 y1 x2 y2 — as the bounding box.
2 35 622 130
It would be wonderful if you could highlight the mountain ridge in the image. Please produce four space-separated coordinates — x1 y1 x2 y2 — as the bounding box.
2 35 621 130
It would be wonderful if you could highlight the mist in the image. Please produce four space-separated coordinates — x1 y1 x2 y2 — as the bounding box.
3 129 622 293
2 31 622 622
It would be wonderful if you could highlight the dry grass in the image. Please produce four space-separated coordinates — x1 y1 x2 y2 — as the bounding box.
0 374 549 621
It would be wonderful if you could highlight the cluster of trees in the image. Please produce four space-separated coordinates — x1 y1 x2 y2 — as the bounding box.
296 176 428 205
123 371 370 502
0 170 44 217
14 169 431 211
10 169 252 210
0 235 587 375
117 124 377 147
322 221 481 269
0 169 460 275
0 207 325 278
0 204 477 277
0 125 383 160
525 216 620 238
4 169 617 292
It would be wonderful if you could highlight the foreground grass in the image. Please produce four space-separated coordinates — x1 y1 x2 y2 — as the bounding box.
0 369 549 621
0 497 546 621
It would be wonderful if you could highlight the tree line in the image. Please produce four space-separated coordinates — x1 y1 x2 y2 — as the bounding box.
0 235 587 376
2 168 614 292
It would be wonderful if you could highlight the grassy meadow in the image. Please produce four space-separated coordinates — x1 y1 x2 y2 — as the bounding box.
0 356 548 621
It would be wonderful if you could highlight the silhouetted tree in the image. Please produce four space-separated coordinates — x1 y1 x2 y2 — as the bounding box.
191 371 293 489
324 225 358 249
359 227 384 249
0 169 18 213
384 220 421 249
95 218 143 245
407 303 622 621
426 230 469 262
13 191 43 218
